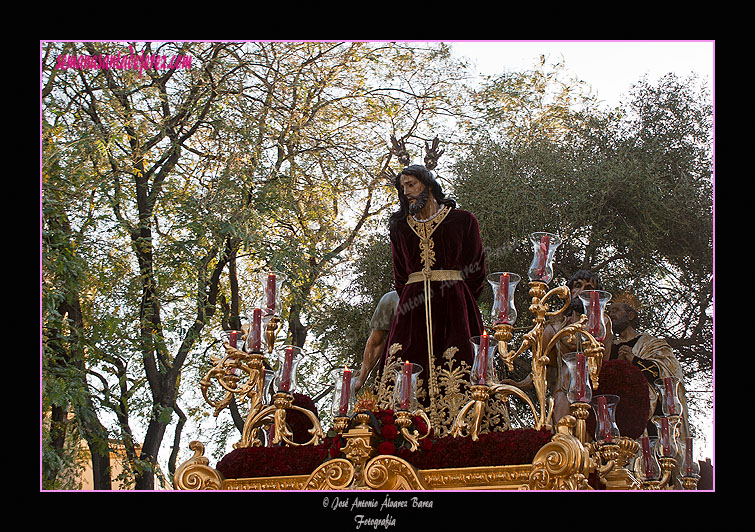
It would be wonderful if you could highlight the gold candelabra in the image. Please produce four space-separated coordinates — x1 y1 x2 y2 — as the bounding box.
199 272 324 450
450 279 605 441
448 232 684 491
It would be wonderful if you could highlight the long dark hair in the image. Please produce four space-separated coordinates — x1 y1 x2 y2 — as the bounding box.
388 164 456 232
566 270 603 291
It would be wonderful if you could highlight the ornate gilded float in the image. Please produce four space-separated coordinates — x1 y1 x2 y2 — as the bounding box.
174 234 702 491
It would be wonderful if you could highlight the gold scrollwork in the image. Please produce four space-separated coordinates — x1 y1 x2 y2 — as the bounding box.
237 392 324 448
173 441 224 490
395 409 432 451
199 345 267 418
450 382 540 441
304 459 355 490
528 429 594 490
364 455 428 490
588 437 641 490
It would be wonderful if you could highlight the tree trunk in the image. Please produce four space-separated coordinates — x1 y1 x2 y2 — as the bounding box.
44 201 113 490
134 237 235 489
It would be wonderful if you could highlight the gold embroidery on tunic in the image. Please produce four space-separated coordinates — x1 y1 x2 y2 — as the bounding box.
407 205 450 272
404 206 453 419
374 349 511 438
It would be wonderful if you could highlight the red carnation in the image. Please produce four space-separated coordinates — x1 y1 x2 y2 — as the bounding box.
381 423 398 440
377 441 396 455
329 435 343 458
587 359 650 439
381 412 395 426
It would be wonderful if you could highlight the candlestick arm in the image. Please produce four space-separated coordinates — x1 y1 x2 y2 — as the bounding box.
199 345 267 417
236 392 324 448
395 409 431 451
449 385 490 441
657 456 677 489
542 285 572 318
265 315 280 354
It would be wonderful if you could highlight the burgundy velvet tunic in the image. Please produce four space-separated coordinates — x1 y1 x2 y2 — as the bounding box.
384 207 486 400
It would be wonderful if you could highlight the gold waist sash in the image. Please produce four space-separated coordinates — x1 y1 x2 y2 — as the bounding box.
406 269 463 284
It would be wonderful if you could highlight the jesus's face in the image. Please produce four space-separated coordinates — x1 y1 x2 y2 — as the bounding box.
566 277 599 315
400 174 429 215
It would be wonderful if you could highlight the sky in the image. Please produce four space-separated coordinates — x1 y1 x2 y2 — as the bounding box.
448 40 714 109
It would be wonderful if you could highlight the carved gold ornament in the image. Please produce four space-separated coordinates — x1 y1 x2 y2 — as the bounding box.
173 441 224 490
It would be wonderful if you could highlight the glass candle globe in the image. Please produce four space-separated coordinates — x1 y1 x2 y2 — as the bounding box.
591 394 620 443
470 332 498 386
221 329 245 351
393 362 423 411
563 351 592 404
260 271 286 316
330 366 355 417
651 415 681 458
274 345 302 393
487 272 520 325
636 436 662 482
527 232 561 284
679 437 700 478
578 290 612 342
654 376 683 417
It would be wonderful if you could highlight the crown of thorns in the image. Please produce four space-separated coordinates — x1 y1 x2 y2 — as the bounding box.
385 134 445 176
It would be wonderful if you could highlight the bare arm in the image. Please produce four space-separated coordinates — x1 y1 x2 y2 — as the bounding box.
354 329 388 391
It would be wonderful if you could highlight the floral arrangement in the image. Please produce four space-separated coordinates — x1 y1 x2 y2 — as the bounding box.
216 391 554 480
216 439 334 479
398 429 553 470
586 359 650 439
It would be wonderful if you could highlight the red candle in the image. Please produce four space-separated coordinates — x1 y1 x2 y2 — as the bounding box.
660 417 671 456
641 436 653 477
339 366 352 415
664 377 678 415
588 291 601 338
266 273 277 314
498 273 509 322
228 330 238 349
479 331 489 385
575 352 586 402
684 437 695 475
596 395 612 442
250 308 262 352
280 346 294 392
400 360 412 410
536 234 550 278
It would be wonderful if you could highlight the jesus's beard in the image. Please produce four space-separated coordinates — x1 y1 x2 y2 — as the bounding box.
407 189 429 215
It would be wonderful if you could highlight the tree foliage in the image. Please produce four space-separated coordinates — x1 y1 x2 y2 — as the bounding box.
41 41 469 488
450 71 713 415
